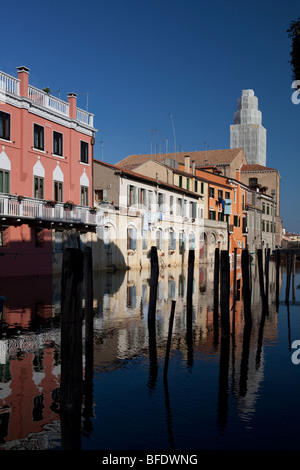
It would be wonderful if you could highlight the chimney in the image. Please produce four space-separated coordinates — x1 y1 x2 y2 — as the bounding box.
17 66 30 97
191 160 195 175
185 155 190 173
235 168 241 181
68 93 77 119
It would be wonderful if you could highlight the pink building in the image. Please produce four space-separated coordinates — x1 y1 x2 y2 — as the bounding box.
0 66 97 277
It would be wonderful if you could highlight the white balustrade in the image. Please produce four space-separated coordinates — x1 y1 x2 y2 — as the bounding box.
28 86 69 117
0 68 94 127
76 108 94 127
0 71 20 95
0 194 96 226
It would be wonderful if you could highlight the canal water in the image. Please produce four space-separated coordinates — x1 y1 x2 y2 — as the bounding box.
0 258 299 450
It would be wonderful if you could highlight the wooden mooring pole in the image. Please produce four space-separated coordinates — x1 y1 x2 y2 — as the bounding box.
285 251 292 304
233 247 237 306
276 249 280 308
163 300 176 381
214 248 220 313
241 249 252 326
220 250 230 340
82 246 94 434
60 247 84 450
148 246 159 321
265 248 270 308
257 249 266 310
187 249 195 310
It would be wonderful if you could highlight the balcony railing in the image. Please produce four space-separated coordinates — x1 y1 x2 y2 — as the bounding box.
0 70 94 127
0 194 97 226
28 85 69 117
0 71 20 95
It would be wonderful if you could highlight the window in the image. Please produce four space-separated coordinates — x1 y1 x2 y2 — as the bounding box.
156 229 163 250
218 211 224 221
95 189 104 202
148 190 153 210
190 202 197 219
179 175 182 188
128 185 137 206
225 191 230 199
0 226 9 247
33 124 44 150
186 178 190 190
0 170 10 193
267 204 269 215
200 182 204 194
80 141 89 164
127 227 137 250
158 192 164 211
142 230 148 250
262 220 265 231
81 186 88 205
209 187 215 198
168 231 176 251
0 111 10 141
234 215 239 227
34 176 44 199
54 181 63 202
170 195 174 214
53 131 63 156
209 210 216 220
139 188 147 208
177 198 183 216
218 189 223 199
194 180 198 193
249 177 258 187
242 194 245 210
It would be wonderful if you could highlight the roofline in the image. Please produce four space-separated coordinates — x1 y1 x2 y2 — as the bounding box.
94 159 202 199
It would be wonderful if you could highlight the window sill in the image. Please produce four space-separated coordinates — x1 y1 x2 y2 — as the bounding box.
52 153 64 159
32 147 46 154
79 161 90 166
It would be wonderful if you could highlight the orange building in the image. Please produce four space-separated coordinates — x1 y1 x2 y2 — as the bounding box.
178 162 247 255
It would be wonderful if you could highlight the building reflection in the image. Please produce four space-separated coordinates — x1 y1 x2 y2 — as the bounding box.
0 254 289 449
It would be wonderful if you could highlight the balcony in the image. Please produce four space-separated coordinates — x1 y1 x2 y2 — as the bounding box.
0 70 94 127
0 194 97 231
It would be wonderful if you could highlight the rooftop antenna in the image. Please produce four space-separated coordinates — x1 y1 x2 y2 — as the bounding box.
77 93 89 111
203 141 210 164
145 129 154 155
169 113 177 162
100 141 104 161
154 129 158 159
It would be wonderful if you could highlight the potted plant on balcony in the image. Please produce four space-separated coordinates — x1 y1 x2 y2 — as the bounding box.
17 195 23 202
64 200 74 210
45 200 56 208
89 206 97 214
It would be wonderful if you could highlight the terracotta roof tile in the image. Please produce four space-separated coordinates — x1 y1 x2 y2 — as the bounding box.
241 164 277 172
116 148 246 169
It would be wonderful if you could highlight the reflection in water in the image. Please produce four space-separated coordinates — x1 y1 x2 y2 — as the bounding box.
0 255 299 450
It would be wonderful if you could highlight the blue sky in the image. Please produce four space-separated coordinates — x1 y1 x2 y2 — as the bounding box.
1 0 299 233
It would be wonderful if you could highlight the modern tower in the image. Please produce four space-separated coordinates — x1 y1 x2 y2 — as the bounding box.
230 89 266 166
